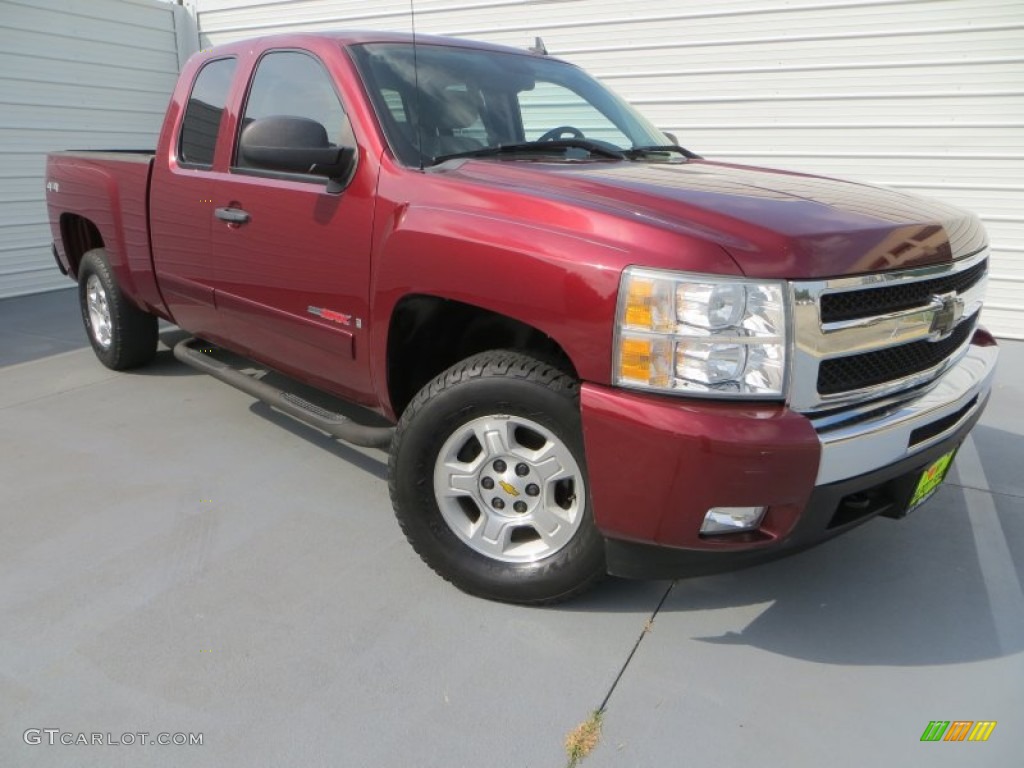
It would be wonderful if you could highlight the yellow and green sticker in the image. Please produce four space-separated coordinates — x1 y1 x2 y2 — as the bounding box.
909 449 957 510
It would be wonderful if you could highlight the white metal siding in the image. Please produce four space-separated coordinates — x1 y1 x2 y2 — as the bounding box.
0 0 185 298
194 1 1024 338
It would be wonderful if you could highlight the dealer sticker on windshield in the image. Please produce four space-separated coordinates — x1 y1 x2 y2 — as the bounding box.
908 448 958 512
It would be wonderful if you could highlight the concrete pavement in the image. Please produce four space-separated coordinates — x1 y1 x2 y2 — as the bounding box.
1 288 1021 767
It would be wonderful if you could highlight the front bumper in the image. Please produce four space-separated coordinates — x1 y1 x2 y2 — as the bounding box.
580 330 998 579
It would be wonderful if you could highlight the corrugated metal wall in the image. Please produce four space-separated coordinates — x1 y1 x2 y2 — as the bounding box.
195 0 1024 339
0 0 188 298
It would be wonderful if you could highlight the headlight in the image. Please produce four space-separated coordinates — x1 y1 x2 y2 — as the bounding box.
614 267 789 397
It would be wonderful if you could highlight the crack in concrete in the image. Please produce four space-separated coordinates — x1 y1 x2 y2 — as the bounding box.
946 480 1024 502
561 581 677 766
599 580 675 713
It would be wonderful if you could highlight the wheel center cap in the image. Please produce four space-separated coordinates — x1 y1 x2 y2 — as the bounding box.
498 479 520 497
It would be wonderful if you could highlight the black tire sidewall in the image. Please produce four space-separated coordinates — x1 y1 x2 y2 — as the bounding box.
79 251 117 367
391 355 605 603
78 248 156 370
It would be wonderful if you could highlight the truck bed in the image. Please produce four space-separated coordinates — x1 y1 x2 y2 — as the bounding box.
45 149 164 316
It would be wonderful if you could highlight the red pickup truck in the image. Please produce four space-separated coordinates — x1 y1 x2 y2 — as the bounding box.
46 30 997 604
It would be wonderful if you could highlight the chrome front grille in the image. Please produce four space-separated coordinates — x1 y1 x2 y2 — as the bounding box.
816 316 977 395
819 258 987 323
789 248 988 416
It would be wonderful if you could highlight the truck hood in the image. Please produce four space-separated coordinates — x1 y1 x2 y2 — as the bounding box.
439 159 986 279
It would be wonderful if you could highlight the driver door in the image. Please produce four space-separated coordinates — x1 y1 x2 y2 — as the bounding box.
210 49 375 400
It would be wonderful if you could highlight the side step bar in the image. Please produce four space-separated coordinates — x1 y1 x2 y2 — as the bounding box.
173 337 395 449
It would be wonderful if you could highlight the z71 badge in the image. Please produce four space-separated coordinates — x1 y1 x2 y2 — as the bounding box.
307 306 359 327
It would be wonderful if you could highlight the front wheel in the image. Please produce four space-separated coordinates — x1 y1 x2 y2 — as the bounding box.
389 351 605 604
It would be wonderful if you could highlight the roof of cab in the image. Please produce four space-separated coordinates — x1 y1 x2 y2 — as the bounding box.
202 29 546 59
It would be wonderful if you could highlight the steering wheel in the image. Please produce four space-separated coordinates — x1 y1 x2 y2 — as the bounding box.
537 125 585 142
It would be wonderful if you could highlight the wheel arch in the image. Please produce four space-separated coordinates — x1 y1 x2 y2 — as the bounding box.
59 214 104 280
385 294 579 419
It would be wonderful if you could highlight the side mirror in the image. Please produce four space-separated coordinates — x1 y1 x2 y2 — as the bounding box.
239 116 355 190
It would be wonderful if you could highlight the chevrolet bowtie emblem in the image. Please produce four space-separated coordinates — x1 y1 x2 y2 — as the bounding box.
498 480 520 497
929 292 964 340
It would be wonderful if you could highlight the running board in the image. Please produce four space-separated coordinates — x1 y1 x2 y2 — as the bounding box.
173 337 394 449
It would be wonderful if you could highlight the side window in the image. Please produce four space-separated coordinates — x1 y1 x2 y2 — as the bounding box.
179 57 237 167
518 81 630 146
235 51 353 172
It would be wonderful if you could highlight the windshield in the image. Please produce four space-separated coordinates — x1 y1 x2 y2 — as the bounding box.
349 42 674 167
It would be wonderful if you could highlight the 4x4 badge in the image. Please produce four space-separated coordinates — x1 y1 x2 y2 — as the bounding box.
929 292 964 340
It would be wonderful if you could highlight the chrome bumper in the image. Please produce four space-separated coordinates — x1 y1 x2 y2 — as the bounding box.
814 340 998 485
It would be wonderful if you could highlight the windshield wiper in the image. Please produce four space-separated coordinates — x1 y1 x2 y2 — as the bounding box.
623 145 699 160
431 139 625 165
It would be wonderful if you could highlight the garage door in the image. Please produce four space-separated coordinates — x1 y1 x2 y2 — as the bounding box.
0 0 188 298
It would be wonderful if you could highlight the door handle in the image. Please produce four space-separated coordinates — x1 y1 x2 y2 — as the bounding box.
214 207 250 224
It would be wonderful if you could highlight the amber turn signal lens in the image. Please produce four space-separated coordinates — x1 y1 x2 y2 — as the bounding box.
617 336 670 387
623 278 655 328
619 337 652 381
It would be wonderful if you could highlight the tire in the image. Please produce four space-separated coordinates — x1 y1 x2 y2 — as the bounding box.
390 351 605 604
78 248 157 370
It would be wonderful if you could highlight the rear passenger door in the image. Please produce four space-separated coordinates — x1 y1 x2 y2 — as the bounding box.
210 49 376 400
151 56 237 338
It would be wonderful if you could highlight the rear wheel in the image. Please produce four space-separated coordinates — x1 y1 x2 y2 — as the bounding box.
78 248 157 370
389 351 605 604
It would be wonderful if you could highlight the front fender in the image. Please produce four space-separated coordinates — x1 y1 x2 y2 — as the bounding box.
369 203 625 400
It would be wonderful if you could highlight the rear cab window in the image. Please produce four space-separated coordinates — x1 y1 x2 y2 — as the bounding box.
178 57 238 167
